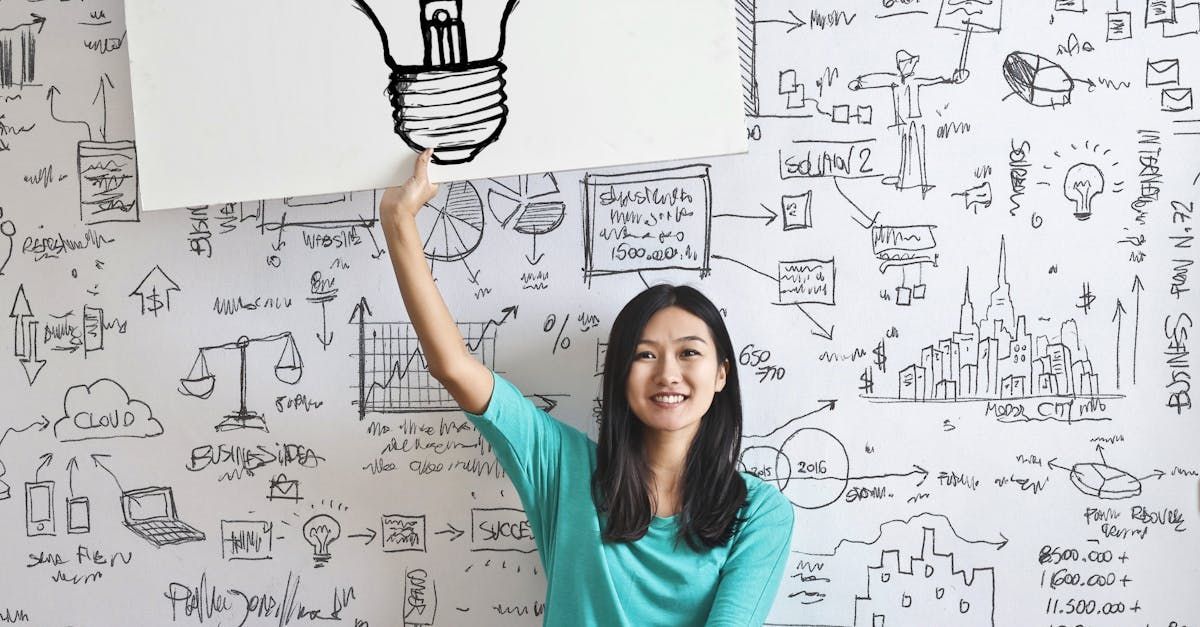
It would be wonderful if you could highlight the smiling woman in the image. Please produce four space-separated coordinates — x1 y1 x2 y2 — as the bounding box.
380 151 794 627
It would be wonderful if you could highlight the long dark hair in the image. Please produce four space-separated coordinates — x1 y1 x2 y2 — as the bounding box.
591 284 747 551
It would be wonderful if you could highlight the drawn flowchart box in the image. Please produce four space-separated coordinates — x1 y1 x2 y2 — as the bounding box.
777 259 835 305
778 140 876 179
382 514 426 552
583 164 711 280
469 507 536 553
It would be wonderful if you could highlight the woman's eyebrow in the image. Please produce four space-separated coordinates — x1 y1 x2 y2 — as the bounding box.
636 336 709 346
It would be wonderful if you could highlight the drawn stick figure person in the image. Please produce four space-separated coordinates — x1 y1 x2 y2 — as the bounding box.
848 50 968 197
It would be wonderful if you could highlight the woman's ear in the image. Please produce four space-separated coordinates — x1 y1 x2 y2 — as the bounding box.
715 359 729 393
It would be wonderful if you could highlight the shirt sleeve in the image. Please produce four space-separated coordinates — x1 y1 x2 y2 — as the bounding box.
705 484 794 627
462 370 566 544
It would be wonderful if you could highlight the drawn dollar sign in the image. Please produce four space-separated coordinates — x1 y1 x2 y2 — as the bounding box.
873 339 887 372
858 368 874 395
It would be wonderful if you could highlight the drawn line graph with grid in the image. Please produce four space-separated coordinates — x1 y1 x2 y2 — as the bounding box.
353 320 496 416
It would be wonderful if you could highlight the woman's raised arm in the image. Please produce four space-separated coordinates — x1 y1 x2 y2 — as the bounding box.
379 149 494 414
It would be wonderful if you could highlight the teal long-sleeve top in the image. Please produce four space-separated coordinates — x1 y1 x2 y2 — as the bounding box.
463 371 795 626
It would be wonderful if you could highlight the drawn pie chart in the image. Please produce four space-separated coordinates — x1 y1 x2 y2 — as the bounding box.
417 181 484 262
1069 462 1142 500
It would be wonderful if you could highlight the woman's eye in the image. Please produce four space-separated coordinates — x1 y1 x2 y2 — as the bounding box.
636 351 654 359
682 349 700 357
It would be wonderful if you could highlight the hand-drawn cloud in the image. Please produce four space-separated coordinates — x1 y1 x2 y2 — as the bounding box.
54 378 163 442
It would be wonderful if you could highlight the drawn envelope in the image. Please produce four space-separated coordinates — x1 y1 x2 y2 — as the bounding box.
1162 88 1195 112
1162 2 1200 37
1146 59 1180 86
267 473 301 501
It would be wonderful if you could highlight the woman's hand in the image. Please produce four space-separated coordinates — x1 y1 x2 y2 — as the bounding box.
380 148 439 228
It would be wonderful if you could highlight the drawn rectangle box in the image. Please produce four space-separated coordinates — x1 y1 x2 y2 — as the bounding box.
832 104 851 124
382 514 426 552
469 507 536 553
1054 0 1085 12
257 190 377 230
66 497 90 534
777 259 835 305
82 306 103 354
781 192 812 230
779 140 875 179
1162 1 1200 37
221 520 273 560
25 481 54 536
1162 87 1194 112
1106 11 1133 40
1145 0 1174 25
78 141 139 225
582 164 711 278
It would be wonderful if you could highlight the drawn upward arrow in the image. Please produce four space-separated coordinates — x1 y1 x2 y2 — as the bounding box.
66 457 79 497
34 453 53 482
92 73 114 142
130 265 180 317
466 305 518 352
1130 275 1143 385
46 86 94 140
714 203 779 226
435 522 465 541
91 454 123 492
9 285 46 384
1112 298 1125 389
351 298 373 420
746 399 837 439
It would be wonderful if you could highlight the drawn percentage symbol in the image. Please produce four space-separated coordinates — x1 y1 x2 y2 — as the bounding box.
543 313 572 354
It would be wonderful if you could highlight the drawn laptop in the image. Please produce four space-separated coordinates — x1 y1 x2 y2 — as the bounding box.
120 486 205 546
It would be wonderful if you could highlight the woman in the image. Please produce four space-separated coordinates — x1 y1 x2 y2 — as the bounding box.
381 149 793 626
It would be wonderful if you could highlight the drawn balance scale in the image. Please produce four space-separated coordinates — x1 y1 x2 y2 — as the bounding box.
178 333 303 432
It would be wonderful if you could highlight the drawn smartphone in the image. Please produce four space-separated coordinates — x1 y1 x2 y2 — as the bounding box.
67 496 91 534
25 481 54 536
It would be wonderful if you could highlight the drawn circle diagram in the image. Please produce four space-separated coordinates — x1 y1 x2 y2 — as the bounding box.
1069 462 1142 500
417 182 484 262
740 427 849 509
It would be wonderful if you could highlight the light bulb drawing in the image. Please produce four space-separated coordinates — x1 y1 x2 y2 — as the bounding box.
302 514 341 568
353 0 519 164
178 332 303 432
1063 162 1104 221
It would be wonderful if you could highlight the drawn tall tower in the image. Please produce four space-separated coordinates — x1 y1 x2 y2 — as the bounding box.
958 268 974 334
984 237 1015 337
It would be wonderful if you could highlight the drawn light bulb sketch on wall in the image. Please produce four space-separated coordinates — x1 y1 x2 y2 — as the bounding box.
1063 163 1104 221
353 0 519 164
302 514 341 568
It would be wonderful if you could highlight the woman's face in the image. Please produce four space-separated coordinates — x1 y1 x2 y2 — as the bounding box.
625 306 728 437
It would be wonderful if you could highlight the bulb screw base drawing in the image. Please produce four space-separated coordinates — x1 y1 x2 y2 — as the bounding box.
388 60 509 164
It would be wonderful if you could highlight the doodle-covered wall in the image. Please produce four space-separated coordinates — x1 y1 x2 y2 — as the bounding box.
0 0 1197 625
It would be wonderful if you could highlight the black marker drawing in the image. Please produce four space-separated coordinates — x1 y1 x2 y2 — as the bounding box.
1001 52 1078 107
54 378 163 442
790 513 1000 627
848 51 968 196
353 0 519 164
48 80 140 224
0 417 48 501
0 207 14 275
382 514 427 552
10 284 46 385
871 237 1116 407
0 14 45 89
302 514 341 568
121 486 205 546
267 473 302 502
307 271 338 350
178 332 304 431
221 520 274 560
25 480 55 536
130 265 179 317
486 174 566 265
582 165 712 287
1048 445 1165 500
